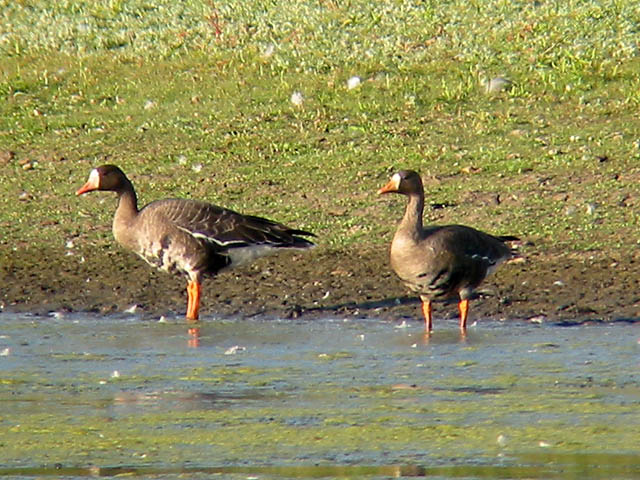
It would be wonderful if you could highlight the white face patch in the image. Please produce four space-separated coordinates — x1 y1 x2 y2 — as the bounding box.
390 173 402 189
87 168 101 189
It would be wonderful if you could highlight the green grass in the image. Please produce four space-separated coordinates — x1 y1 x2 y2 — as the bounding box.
1 0 640 253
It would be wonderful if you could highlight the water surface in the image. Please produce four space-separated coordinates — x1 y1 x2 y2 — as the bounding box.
0 312 638 478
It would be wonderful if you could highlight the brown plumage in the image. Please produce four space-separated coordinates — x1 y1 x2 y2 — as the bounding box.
76 165 315 321
378 170 517 333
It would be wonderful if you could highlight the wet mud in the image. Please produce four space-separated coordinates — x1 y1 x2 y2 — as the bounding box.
1 243 639 325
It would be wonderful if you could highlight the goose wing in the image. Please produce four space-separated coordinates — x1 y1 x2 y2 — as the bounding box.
413 226 514 297
147 199 315 249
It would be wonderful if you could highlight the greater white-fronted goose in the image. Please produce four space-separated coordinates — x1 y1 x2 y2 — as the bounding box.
76 165 315 321
378 170 518 333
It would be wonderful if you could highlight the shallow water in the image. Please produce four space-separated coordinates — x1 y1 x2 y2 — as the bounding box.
0 312 638 479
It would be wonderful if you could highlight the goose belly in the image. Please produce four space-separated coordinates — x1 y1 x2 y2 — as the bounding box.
136 238 193 276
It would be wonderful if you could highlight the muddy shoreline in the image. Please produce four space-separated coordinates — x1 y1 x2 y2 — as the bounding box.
2 243 639 326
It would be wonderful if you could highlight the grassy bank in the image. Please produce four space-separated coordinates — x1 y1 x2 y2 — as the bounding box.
1 0 639 264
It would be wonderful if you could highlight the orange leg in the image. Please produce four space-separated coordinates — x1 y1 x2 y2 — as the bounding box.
421 299 433 332
458 298 469 332
186 280 201 322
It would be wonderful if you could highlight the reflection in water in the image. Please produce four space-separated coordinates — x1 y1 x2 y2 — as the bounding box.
419 329 468 345
111 389 267 416
187 326 200 348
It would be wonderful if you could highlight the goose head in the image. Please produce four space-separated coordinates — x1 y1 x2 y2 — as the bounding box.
377 170 423 196
76 165 129 195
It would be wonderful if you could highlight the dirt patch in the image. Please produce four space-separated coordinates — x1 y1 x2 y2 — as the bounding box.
2 242 639 326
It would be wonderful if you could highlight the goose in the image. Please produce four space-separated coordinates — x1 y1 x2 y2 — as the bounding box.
378 170 518 333
76 165 315 321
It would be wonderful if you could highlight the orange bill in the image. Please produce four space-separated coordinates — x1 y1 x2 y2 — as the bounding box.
75 182 94 196
377 180 397 194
